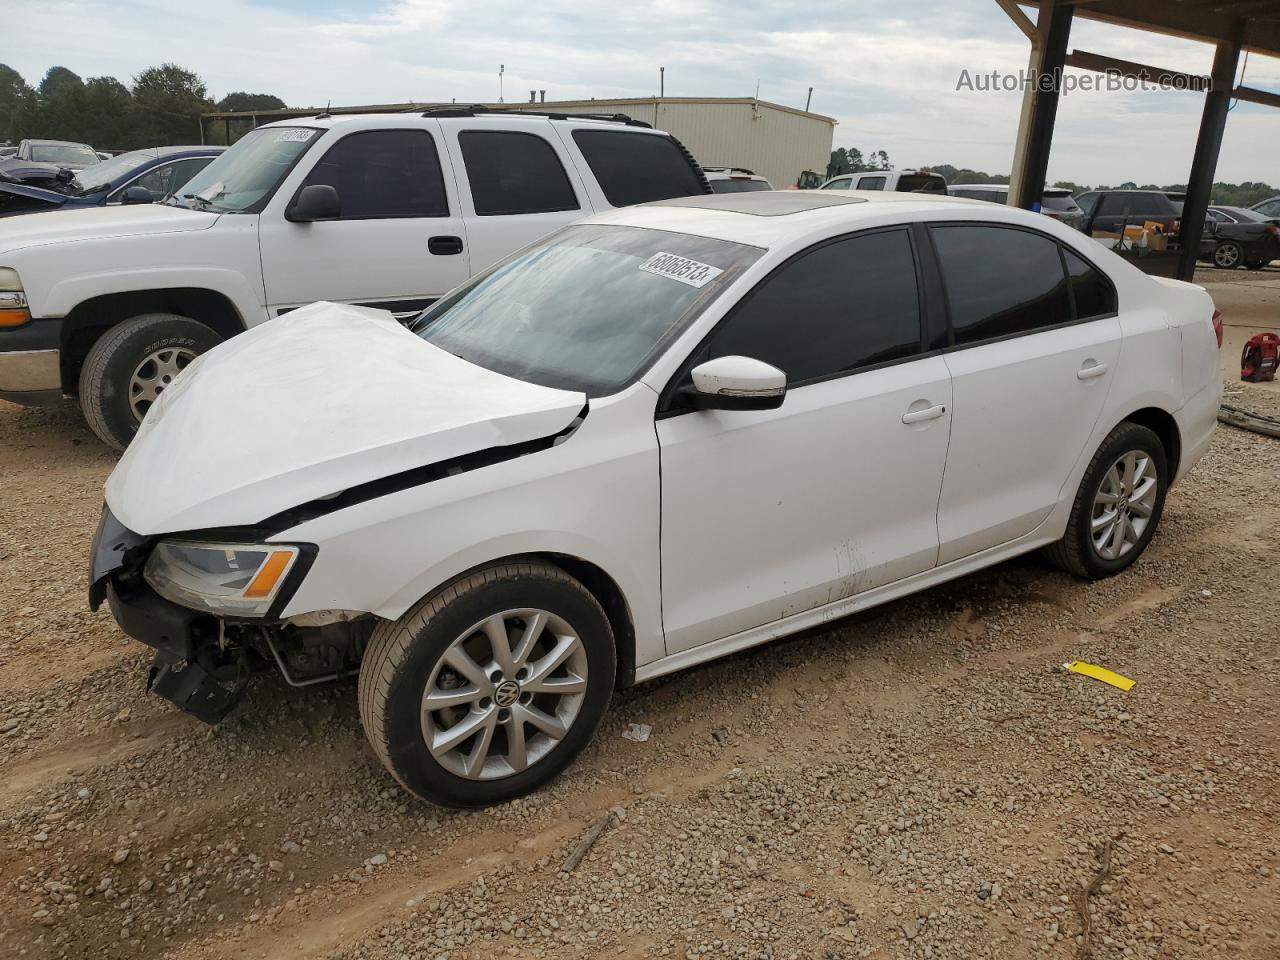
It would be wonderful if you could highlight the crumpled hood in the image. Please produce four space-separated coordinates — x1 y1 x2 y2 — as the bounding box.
0 179 70 209
105 302 587 535
0 202 217 255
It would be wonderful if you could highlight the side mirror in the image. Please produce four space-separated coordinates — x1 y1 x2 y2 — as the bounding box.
687 355 786 411
55 167 74 183
121 186 154 205
287 184 341 223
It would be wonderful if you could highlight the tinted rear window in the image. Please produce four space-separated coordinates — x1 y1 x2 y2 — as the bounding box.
459 130 578 216
1041 195 1080 212
1097 192 1176 218
571 130 706 207
709 178 771 194
898 175 947 194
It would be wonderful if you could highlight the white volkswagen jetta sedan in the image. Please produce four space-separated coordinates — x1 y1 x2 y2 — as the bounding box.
90 191 1222 807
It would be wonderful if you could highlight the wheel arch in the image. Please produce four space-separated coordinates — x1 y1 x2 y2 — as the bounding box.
58 288 245 393
399 551 640 691
1119 406 1181 478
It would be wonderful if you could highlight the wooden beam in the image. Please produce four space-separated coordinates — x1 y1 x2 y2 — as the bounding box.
995 0 1039 41
1064 49 1212 90
1233 83 1280 106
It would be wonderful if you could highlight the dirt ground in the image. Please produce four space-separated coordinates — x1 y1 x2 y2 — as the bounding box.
2 271 1279 960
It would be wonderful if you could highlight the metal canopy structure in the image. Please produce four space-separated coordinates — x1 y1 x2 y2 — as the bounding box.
1001 0 1280 280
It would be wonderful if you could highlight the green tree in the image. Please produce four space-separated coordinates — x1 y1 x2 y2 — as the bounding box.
80 77 135 149
0 63 33 141
217 92 286 112
39 65 83 99
130 63 212 144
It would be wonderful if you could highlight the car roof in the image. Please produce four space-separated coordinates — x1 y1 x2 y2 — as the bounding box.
24 139 93 148
586 189 1023 248
255 112 668 134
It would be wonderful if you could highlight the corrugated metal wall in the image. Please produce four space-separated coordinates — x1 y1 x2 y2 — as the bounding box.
506 99 835 190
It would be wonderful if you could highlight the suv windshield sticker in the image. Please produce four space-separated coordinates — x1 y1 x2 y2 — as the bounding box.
276 128 316 143
639 252 724 289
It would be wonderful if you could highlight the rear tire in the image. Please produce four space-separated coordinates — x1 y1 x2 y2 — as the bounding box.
1043 422 1168 579
1212 240 1243 269
78 314 221 451
358 561 616 808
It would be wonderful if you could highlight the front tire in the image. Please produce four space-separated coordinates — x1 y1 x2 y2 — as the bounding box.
1043 422 1168 579
78 314 222 451
358 561 616 808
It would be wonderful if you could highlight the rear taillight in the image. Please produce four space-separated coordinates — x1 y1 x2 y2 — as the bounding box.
1211 308 1223 349
1267 223 1279 238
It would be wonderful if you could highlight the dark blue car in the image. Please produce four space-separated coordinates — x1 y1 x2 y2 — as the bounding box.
0 146 224 217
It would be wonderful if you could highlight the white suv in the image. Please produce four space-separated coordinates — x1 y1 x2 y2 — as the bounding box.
0 109 710 449
92 190 1221 807
821 169 948 194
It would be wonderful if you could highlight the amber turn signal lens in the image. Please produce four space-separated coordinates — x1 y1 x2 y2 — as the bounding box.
0 307 30 327
243 551 295 599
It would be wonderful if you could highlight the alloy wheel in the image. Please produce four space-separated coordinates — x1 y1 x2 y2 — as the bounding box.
420 609 588 780
128 346 196 422
1214 243 1241 268
1090 450 1159 561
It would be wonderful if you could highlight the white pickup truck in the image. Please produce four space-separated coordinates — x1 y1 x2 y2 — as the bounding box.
0 109 710 448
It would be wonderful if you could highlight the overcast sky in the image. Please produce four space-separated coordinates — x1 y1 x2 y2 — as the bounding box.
8 0 1279 186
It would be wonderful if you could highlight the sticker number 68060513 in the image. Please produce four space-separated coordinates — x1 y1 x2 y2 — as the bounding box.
638 252 725 289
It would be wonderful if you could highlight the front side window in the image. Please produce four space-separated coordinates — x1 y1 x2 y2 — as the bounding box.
412 224 761 395
571 130 706 207
302 129 448 219
822 178 852 190
121 157 215 201
705 228 921 385
174 126 321 213
459 130 578 216
857 176 887 190
1075 192 1099 215
931 225 1072 344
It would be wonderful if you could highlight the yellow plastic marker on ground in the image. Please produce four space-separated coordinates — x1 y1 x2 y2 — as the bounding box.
1064 661 1135 692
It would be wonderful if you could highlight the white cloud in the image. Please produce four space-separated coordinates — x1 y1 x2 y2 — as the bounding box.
5 0 1277 186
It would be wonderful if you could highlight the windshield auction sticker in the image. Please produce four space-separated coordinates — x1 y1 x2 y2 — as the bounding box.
276 128 316 142
639 252 724 288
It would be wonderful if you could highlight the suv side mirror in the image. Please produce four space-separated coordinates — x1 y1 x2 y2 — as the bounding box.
287 184 341 222
687 356 786 411
121 186 154 205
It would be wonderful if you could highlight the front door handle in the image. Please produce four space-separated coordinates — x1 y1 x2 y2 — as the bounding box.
1077 360 1109 380
428 235 464 256
902 403 946 425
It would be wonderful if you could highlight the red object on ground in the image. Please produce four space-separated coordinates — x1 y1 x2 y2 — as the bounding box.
1241 331 1280 382
1212 309 1224 349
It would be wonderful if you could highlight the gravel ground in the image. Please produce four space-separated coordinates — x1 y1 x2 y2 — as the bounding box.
2 279 1278 960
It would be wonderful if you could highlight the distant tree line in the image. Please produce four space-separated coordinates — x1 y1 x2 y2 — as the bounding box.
919 160 1275 207
0 62 286 151
827 146 893 178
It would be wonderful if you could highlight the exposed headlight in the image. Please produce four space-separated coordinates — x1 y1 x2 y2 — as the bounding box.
0 268 30 328
144 541 303 617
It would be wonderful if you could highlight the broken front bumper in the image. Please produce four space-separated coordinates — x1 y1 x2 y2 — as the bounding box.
89 506 244 723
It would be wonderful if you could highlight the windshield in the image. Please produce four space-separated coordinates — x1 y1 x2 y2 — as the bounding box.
31 143 98 166
172 126 319 212
710 178 772 194
411 224 763 396
70 150 155 194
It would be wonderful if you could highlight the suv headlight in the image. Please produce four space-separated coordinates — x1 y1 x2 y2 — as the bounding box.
144 541 304 617
0 268 30 328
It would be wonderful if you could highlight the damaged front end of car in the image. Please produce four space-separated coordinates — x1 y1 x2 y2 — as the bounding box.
88 505 371 724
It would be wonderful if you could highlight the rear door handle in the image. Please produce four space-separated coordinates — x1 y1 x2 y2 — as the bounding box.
1077 361 1109 380
428 235 464 256
902 403 946 425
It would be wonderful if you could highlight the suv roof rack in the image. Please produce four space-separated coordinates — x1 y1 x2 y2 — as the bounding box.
418 104 651 128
